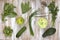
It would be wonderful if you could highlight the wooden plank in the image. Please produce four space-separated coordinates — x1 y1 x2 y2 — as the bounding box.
0 0 60 40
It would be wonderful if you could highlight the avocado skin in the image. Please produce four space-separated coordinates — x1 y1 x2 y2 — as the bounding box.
42 28 56 37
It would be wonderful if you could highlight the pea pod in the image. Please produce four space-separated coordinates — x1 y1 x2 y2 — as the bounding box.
16 26 26 38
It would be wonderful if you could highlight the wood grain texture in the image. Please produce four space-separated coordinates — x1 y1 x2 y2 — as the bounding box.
0 0 60 40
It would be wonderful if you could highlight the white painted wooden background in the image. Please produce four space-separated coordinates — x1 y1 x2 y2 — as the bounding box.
0 0 60 40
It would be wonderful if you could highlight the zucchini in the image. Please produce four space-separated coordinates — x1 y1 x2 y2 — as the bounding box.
16 26 26 38
42 28 56 37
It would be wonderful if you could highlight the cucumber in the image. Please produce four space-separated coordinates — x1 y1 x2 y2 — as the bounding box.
16 26 26 38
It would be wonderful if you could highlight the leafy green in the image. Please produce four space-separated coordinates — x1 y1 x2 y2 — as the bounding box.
16 26 26 38
42 28 56 37
4 3 16 12
21 2 31 14
48 1 59 26
2 3 17 22
29 11 37 36
3 26 13 37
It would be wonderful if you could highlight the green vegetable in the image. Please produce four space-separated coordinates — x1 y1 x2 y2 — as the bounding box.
42 28 56 37
16 17 24 25
21 2 31 14
29 11 37 36
16 26 26 38
37 17 48 28
2 3 17 22
3 26 13 37
48 1 59 26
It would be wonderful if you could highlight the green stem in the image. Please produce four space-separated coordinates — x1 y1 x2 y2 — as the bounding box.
29 11 37 36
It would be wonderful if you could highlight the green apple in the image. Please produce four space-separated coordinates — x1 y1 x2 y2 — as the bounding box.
16 17 24 25
37 17 48 28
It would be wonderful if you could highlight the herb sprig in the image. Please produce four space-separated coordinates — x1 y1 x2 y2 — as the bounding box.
48 1 59 26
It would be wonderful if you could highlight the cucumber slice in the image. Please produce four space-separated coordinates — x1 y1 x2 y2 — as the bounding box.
16 17 24 25
37 17 48 28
